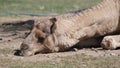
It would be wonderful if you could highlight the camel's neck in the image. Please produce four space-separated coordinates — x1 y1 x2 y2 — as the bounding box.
56 0 119 34
54 0 120 48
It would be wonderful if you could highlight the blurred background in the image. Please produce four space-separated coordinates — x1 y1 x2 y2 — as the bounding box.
0 0 102 16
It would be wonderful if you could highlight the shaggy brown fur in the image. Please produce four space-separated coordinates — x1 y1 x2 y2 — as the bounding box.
20 0 120 56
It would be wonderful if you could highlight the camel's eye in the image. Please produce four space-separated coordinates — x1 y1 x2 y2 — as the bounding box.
38 37 45 43
42 30 46 33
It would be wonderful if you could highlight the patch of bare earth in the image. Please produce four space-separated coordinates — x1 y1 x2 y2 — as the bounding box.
0 16 120 62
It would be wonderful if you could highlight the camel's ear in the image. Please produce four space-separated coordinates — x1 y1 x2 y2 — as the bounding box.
49 17 57 34
50 17 57 23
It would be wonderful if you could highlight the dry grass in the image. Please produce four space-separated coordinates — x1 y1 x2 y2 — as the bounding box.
0 54 120 68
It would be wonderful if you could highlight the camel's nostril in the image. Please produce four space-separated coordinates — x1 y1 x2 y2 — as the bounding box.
14 49 22 56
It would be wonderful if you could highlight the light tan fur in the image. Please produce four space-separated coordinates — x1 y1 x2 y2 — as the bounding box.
101 35 120 49
20 0 120 56
50 0 120 51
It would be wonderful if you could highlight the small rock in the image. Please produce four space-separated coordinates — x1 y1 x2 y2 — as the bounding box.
100 52 111 57
73 48 78 52
100 52 119 57
91 48 98 52
110 53 119 56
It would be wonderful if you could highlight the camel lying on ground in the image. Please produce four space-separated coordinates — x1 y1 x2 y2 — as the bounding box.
20 0 120 56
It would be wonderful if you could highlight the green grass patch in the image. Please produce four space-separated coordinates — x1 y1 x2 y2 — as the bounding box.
0 0 102 16
0 48 13 54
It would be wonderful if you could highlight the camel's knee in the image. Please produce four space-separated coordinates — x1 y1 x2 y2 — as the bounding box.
101 35 120 50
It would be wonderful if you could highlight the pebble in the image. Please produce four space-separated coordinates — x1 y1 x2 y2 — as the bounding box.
100 52 119 57
91 48 98 52
110 53 119 56
73 48 78 52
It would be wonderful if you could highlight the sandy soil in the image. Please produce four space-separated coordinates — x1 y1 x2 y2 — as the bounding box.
0 16 120 62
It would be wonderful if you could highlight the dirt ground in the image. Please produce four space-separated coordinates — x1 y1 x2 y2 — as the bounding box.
0 16 120 62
